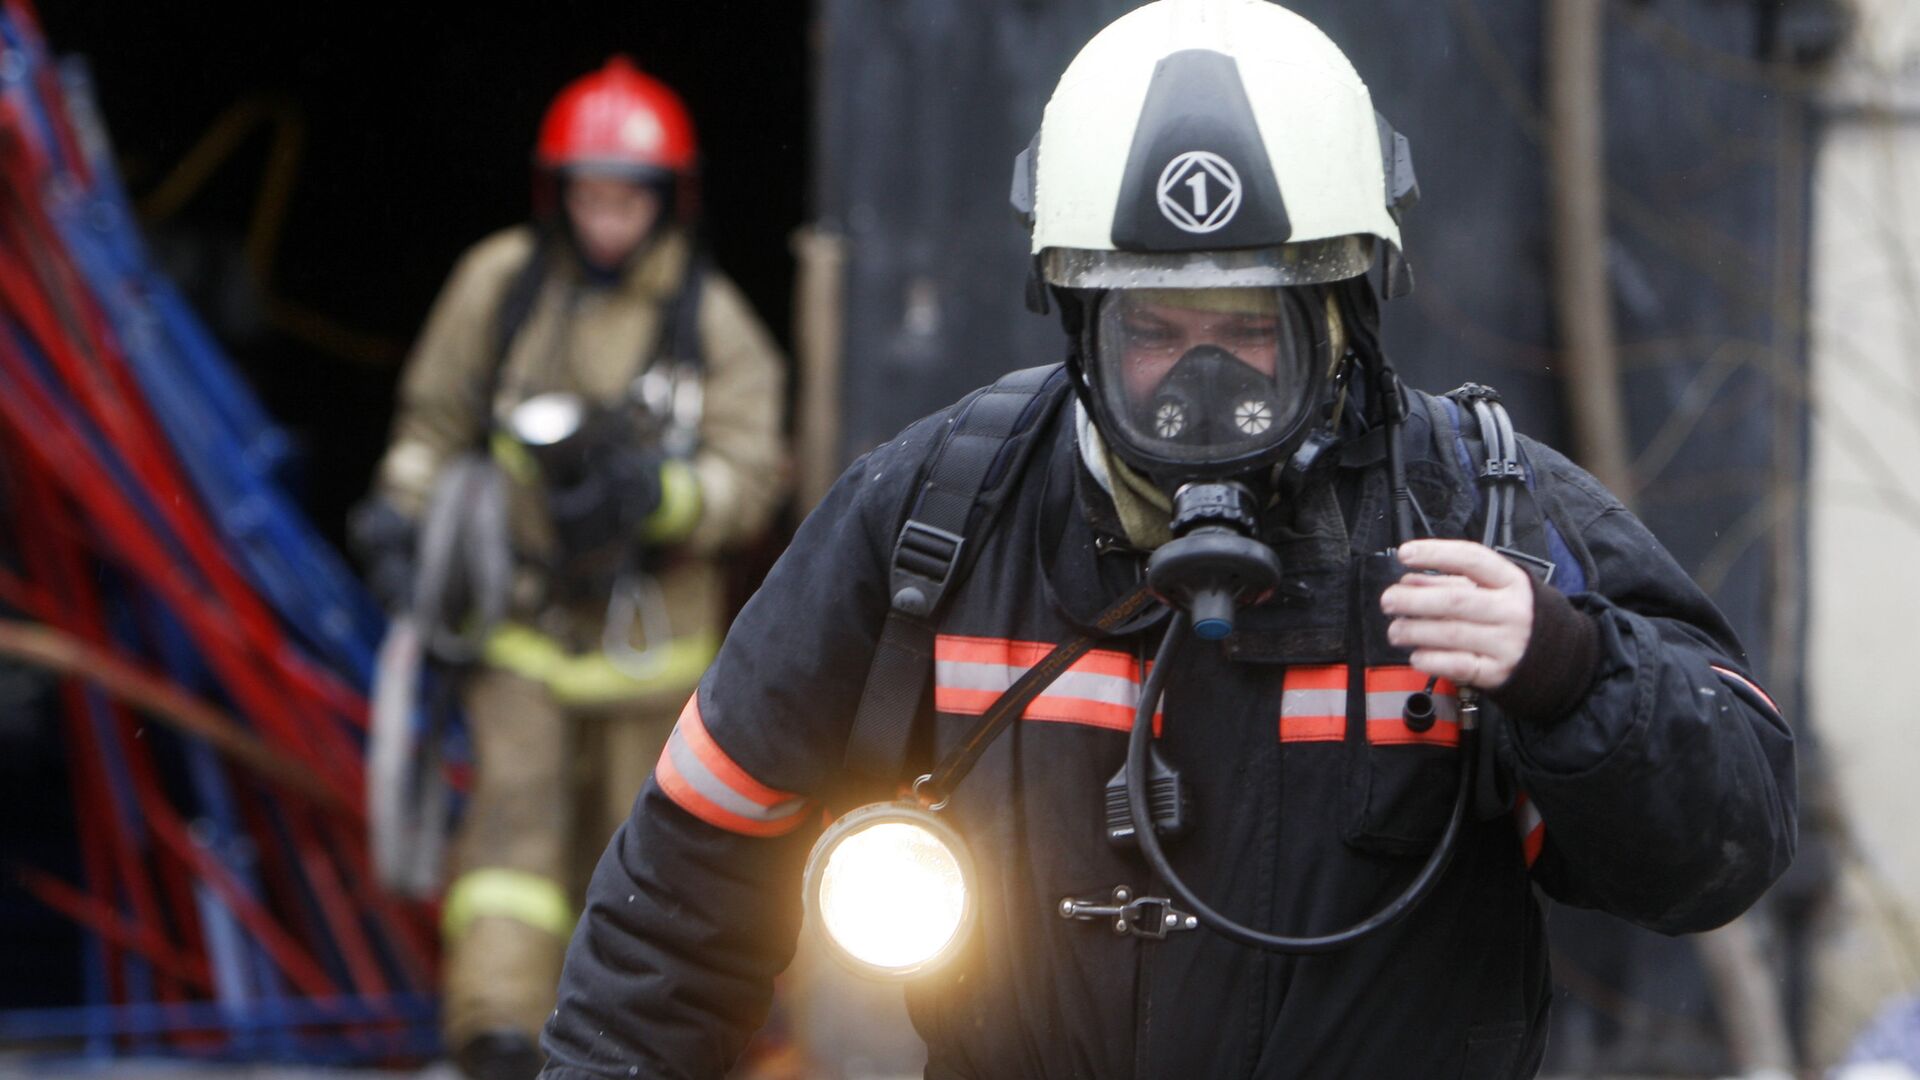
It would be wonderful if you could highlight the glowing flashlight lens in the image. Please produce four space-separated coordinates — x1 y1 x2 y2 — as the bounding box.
508 392 585 447
817 821 968 973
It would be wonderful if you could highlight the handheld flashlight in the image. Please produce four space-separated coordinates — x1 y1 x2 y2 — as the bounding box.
802 793 977 981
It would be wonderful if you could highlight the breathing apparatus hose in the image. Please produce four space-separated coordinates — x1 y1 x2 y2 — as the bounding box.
1470 397 1521 551
1125 609 1474 953
410 453 512 663
368 454 506 893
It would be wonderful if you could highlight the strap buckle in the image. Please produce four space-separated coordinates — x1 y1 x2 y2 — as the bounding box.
1448 382 1502 408
1479 459 1526 484
1058 886 1198 940
889 520 966 616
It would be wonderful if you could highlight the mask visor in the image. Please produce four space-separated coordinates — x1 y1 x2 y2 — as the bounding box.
1092 287 1319 472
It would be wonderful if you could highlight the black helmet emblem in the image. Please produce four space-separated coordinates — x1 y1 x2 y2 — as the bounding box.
1111 49 1290 253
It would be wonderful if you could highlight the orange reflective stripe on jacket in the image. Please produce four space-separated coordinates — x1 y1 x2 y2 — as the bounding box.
1514 791 1546 868
1280 665 1461 747
1711 665 1781 716
933 635 1161 734
655 695 809 837
1365 667 1461 748
1278 665 1346 743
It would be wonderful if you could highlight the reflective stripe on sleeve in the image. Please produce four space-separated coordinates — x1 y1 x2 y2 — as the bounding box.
933 635 1160 734
1514 791 1546 868
1710 665 1782 717
642 458 703 544
654 695 810 837
484 623 717 706
442 868 574 942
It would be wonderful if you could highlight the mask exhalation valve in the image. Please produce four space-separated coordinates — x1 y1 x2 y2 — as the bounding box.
1145 481 1281 640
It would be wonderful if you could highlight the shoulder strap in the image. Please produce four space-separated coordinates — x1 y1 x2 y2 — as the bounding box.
475 236 555 451
843 364 1071 784
1436 383 1577 587
494 237 709 382
492 236 552 371
658 248 707 371
1433 384 1585 825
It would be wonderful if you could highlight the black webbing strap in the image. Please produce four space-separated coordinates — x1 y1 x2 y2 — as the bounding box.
1443 383 1555 584
477 235 557 451
652 247 708 372
918 583 1159 807
843 364 1067 783
493 235 553 365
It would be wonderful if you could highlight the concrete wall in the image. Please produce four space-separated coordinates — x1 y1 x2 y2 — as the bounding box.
1808 0 1920 1063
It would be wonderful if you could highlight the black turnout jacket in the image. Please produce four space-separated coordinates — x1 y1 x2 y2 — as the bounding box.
539 367 1796 1079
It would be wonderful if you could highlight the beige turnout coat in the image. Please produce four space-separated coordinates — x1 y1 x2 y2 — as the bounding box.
374 224 788 707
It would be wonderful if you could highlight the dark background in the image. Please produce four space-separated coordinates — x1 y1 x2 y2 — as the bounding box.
35 0 813 547
7 0 810 1013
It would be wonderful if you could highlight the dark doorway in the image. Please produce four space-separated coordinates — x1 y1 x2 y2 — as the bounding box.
35 1 811 543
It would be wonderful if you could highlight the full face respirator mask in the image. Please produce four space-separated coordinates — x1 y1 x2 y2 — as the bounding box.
1074 285 1336 640
1085 286 1326 494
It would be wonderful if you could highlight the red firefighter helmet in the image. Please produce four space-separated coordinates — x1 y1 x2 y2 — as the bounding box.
534 56 698 218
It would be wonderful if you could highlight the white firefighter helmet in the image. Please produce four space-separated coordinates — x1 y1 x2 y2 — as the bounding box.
1014 0 1417 296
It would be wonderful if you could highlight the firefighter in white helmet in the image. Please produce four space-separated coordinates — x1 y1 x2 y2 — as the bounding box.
539 4 1793 1077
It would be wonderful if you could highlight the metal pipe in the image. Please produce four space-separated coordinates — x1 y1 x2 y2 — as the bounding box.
1545 0 1633 494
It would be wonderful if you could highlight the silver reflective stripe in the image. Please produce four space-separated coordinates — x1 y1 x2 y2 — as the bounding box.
1517 797 1545 836
1280 688 1345 717
1365 690 1458 724
664 729 806 823
934 660 1142 709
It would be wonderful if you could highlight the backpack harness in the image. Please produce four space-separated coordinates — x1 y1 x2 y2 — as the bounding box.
845 364 1582 807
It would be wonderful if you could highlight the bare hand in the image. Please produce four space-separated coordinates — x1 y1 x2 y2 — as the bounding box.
1380 539 1534 690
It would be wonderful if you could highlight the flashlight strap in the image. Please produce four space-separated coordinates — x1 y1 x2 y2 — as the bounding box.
919 582 1159 806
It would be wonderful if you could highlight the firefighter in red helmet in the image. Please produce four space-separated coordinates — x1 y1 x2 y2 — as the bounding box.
350 56 788 1080
533 56 699 256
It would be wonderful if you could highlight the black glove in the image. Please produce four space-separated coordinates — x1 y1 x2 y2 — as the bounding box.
545 445 665 562
347 496 417 614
